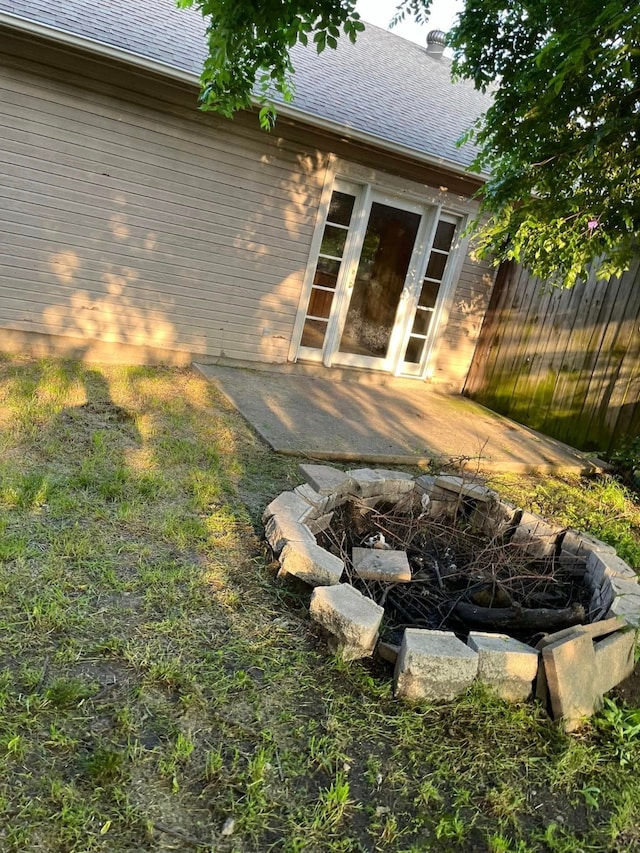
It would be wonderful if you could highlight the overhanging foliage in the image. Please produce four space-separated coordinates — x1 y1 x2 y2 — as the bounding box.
178 0 640 286
176 0 365 129
447 0 640 286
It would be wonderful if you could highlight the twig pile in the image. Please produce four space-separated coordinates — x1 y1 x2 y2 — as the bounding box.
317 498 591 644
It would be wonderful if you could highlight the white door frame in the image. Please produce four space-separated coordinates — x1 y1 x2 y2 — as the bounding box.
288 160 476 379
394 212 465 378
327 187 432 372
321 180 372 368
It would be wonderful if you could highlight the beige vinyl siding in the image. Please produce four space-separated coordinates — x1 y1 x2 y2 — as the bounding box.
431 253 497 388
0 60 326 362
0 36 495 383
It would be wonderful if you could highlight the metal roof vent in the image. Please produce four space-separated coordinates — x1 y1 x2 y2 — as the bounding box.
426 29 447 59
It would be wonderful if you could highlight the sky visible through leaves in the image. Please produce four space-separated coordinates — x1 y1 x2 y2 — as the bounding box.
355 0 463 44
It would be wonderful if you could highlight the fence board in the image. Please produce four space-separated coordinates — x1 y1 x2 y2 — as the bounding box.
465 261 640 453
576 265 638 448
557 276 619 449
519 279 564 429
538 280 589 438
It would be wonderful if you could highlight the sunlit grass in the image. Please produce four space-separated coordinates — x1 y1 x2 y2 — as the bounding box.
0 355 637 851
491 471 640 566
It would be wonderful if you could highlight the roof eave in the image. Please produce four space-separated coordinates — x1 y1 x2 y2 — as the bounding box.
0 9 489 183
274 101 488 183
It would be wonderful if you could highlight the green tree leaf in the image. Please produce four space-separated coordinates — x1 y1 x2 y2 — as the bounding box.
446 0 640 284
177 0 640 285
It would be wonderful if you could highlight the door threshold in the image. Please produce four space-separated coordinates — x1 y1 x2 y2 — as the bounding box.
194 356 430 388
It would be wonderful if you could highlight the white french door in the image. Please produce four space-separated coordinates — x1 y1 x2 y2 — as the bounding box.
294 179 460 378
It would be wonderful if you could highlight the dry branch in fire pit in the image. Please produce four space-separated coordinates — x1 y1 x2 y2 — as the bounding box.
316 497 592 644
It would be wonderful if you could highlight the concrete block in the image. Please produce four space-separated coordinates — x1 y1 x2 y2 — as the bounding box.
467 632 539 702
588 585 612 622
510 511 562 557
357 495 387 509
358 490 415 509
594 629 636 694
298 464 355 497
373 469 414 482
376 640 400 665
386 490 419 510
494 500 519 528
435 475 495 502
428 483 461 508
535 656 550 706
426 498 454 521
262 490 314 525
471 498 515 537
385 486 417 502
294 482 330 513
264 512 316 555
607 577 640 626
434 474 465 493
600 576 616 616
394 629 478 701
278 540 344 587
372 469 415 494
305 511 334 535
324 493 349 512
309 584 384 660
586 550 638 586
614 565 639 586
558 549 588 569
561 529 616 558
414 474 437 497
352 547 411 583
539 620 636 731
348 468 385 498
534 617 626 651
542 632 598 731
535 619 623 709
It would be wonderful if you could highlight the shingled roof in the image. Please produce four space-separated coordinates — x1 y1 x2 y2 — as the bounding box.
0 0 492 173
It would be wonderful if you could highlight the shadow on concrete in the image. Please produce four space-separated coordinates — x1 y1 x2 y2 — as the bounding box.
194 363 605 474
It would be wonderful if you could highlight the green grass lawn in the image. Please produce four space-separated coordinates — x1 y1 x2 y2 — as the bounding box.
0 355 639 852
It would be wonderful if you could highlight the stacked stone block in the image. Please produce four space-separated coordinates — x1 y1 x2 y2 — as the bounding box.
394 629 478 701
467 632 539 702
264 464 640 720
310 584 384 660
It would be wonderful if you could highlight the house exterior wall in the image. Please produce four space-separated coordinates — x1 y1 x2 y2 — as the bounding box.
431 253 497 387
0 52 326 365
0 31 495 386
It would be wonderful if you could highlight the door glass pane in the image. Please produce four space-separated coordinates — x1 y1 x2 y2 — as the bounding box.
433 220 456 251
328 191 355 227
404 337 424 364
418 280 440 309
339 202 421 358
426 251 448 281
301 318 329 348
319 224 348 259
411 309 433 337
314 257 341 288
402 217 458 370
300 190 357 351
307 289 333 319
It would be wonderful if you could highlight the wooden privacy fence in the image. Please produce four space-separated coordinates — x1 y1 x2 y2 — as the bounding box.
464 259 640 454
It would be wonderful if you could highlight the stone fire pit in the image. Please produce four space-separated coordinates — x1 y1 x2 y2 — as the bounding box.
264 465 640 731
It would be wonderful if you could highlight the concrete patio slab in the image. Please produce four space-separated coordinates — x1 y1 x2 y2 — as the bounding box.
194 363 605 474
